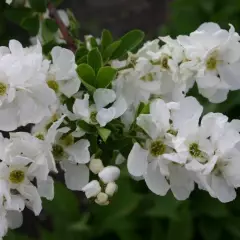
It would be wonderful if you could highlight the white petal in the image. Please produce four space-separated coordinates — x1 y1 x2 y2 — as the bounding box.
137 114 159 139
65 139 90 164
96 107 116 127
18 184 42 216
196 75 220 88
72 94 90 118
59 77 81 98
197 22 221 33
169 164 194 200
61 161 89 191
38 177 54 201
111 96 128 118
98 166 120 184
9 40 24 56
127 143 148 177
0 104 18 131
57 10 70 27
211 175 236 203
144 162 169 196
7 211 23 230
150 99 170 130
93 89 116 110
5 195 25 212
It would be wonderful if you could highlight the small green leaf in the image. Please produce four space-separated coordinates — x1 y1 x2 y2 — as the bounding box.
112 30 145 59
77 120 96 133
103 40 121 62
50 0 63 6
88 48 103 74
75 47 88 62
101 29 113 50
29 0 47 12
96 66 117 88
97 127 111 142
21 15 40 36
4 8 33 25
41 19 59 43
76 63 96 90
76 55 88 65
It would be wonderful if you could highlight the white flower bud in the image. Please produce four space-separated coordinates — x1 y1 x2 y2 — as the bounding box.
95 192 109 205
115 153 126 165
98 166 120 184
82 180 101 198
89 159 104 174
105 182 118 197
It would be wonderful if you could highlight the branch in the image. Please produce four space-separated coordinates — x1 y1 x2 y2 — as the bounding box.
47 2 77 52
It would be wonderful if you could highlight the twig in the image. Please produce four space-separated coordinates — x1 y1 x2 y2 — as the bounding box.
47 2 77 52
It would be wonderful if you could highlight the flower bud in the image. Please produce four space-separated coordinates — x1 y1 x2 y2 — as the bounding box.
98 166 120 184
89 159 104 174
95 192 109 205
82 180 101 198
105 182 118 197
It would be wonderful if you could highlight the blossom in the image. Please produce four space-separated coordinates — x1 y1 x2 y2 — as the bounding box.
0 40 56 131
178 23 240 103
47 46 80 98
73 89 127 127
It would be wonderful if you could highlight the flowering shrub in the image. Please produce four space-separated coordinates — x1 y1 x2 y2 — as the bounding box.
2 0 240 239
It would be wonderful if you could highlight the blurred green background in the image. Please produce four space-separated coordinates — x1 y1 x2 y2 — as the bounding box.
2 0 240 239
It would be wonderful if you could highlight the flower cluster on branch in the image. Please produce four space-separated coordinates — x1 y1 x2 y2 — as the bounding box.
2 0 240 238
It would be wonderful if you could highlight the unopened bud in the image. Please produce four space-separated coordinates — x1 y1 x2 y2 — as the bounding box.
105 182 118 197
82 180 101 198
95 192 109 205
98 166 120 184
89 159 104 174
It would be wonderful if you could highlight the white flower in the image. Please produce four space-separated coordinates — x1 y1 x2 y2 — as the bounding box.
98 166 120 184
82 180 101 198
0 40 56 131
5 0 13 4
89 159 104 174
105 182 118 197
73 89 127 127
48 46 80 98
178 23 240 103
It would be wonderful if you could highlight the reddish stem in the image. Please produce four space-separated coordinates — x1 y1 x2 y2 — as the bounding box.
47 2 77 52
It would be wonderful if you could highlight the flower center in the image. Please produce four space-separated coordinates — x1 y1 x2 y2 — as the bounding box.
150 140 166 157
0 82 7 96
141 73 154 82
9 170 25 184
47 80 59 93
206 52 218 70
167 129 178 136
189 143 201 158
61 134 74 146
35 133 45 140
52 144 64 159
90 111 98 124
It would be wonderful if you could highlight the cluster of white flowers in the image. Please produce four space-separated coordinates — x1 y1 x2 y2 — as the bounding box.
1 17 240 238
128 97 240 203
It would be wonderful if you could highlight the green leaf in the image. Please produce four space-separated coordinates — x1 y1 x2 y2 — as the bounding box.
87 48 103 74
76 55 88 65
97 127 111 142
101 29 113 50
42 19 59 43
112 30 145 59
103 40 121 62
96 66 117 88
75 47 88 62
76 63 96 90
21 15 39 36
29 0 47 12
4 8 33 25
77 120 96 133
